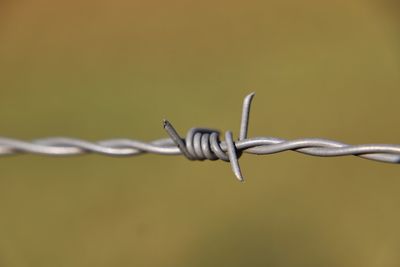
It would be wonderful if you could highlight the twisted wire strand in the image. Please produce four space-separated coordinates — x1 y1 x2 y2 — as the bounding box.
0 93 399 181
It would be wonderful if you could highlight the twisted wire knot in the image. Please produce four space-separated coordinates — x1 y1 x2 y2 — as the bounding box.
163 93 255 182
184 128 230 161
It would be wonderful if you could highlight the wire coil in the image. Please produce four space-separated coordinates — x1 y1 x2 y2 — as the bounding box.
1 93 399 181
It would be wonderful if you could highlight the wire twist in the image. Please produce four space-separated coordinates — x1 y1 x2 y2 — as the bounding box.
0 92 399 182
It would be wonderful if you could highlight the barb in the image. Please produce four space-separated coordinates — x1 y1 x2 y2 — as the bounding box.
0 93 399 182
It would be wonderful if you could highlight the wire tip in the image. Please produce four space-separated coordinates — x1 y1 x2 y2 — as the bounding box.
236 175 245 183
162 119 170 128
246 92 255 99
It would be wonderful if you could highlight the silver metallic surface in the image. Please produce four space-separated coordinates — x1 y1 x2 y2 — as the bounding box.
1 93 399 181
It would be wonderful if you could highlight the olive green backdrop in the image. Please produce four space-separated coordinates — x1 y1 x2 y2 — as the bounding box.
0 0 399 266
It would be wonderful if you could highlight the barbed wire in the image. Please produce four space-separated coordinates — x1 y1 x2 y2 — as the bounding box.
1 93 399 182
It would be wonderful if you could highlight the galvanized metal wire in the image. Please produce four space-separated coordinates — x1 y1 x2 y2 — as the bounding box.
1 93 399 181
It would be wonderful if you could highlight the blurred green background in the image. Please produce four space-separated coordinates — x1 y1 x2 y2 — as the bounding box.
0 0 399 266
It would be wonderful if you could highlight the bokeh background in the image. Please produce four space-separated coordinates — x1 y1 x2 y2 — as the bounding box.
0 0 399 266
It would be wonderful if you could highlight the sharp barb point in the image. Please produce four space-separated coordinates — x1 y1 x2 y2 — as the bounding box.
239 92 256 141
